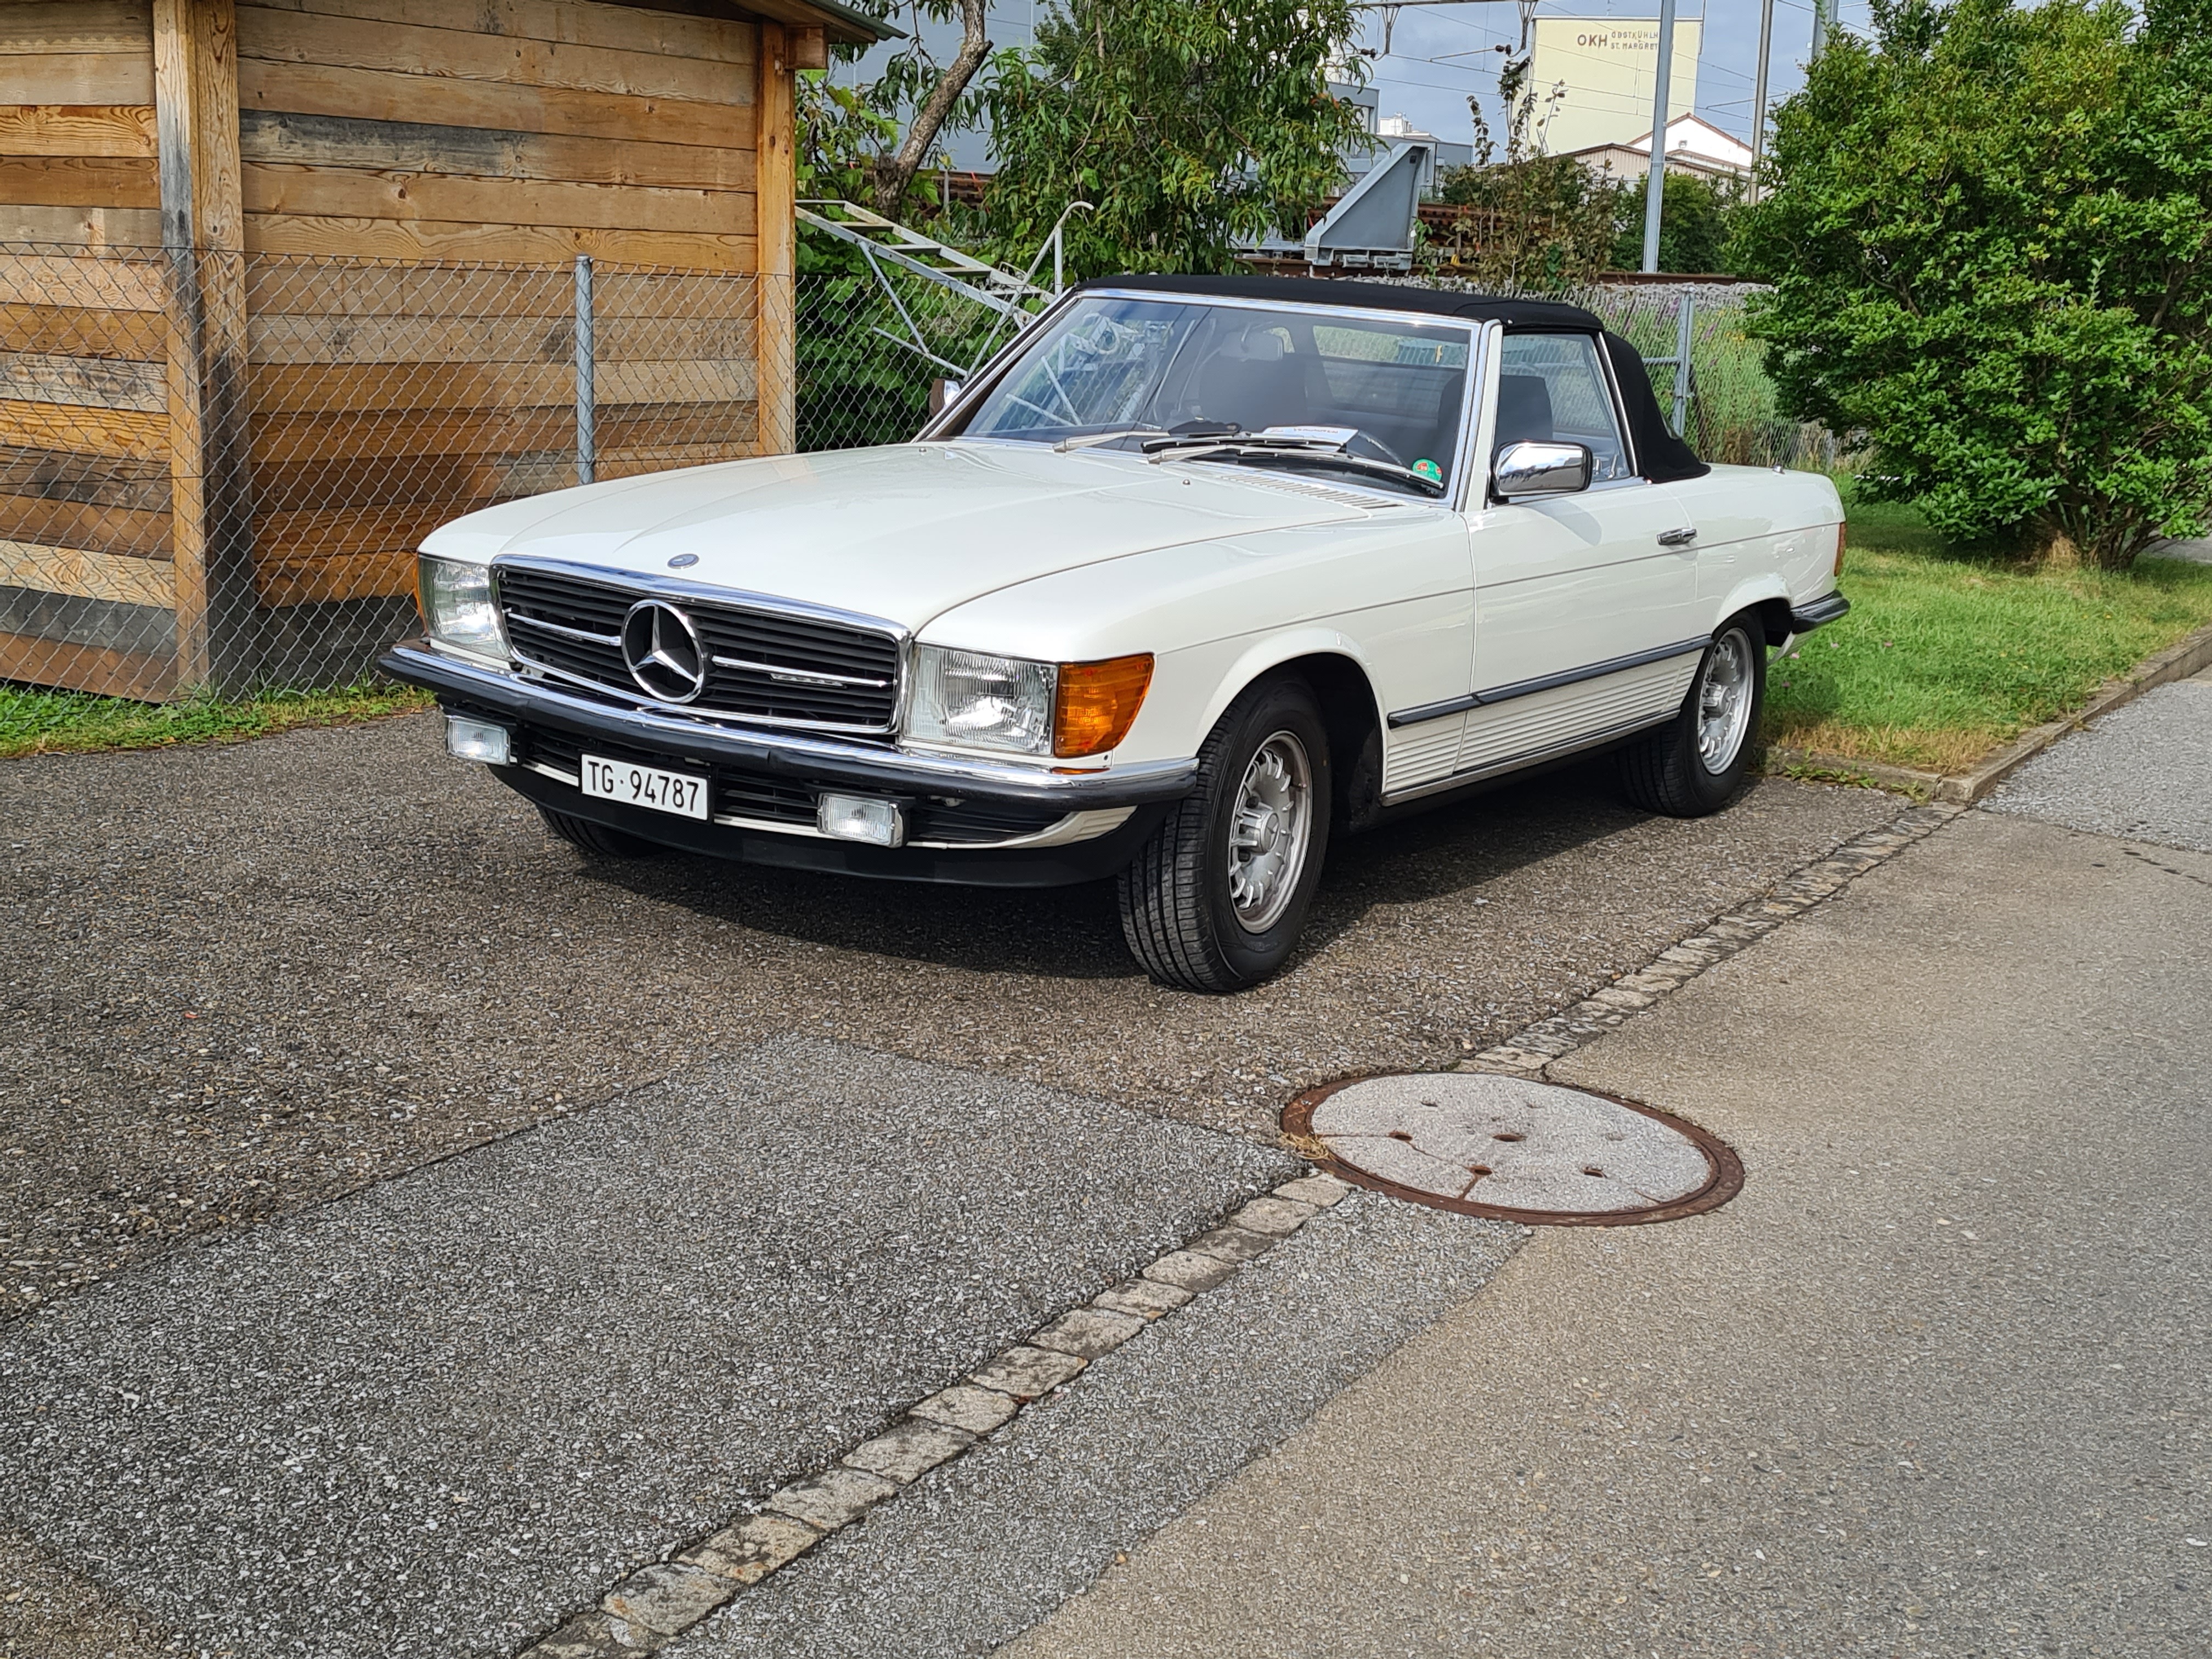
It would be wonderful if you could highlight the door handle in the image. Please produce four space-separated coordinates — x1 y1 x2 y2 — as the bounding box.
1657 526 1699 548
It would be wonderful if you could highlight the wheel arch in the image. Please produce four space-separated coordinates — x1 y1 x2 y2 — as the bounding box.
1711 574 1796 648
1201 634 1386 836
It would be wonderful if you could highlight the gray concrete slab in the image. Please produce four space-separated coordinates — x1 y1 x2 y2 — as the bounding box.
1983 678 2212 851
0 711 1894 1318
1002 809 2212 1658
667 1192 1521 1659
0 1037 1294 1659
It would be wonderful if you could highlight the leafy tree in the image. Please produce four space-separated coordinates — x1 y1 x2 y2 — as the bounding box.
1730 0 2212 567
1611 170 1744 275
1432 61 1620 290
981 0 1369 278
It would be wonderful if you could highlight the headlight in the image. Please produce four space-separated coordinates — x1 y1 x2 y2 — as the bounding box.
906 646 1056 755
906 646 1155 758
418 555 507 661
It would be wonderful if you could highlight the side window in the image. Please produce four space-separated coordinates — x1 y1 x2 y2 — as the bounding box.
1494 334 1633 482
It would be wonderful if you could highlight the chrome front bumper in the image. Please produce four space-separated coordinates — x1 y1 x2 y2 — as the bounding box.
379 642 1200 811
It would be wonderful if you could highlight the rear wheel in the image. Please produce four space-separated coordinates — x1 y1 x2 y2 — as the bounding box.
1118 678 1332 992
1618 618 1765 817
538 805 668 859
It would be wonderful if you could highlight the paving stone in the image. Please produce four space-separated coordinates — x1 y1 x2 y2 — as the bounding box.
1273 1173 1351 1207
840 1420 973 1484
765 1468 899 1532
680 1515 823 1585
909 1384 1020 1435
968 1344 1086 1398
1092 1278 1194 1319
1184 1224 1276 1264
1587 986 1656 1012
523 1611 665 1657
1141 1250 1240 1294
603 1562 737 1634
1030 1307 1146 1360
1224 1195 1317 1236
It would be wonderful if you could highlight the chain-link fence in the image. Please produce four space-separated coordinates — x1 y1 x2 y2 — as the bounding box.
1 242 786 703
3 241 1816 709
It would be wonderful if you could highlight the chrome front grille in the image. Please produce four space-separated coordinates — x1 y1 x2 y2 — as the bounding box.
494 562 902 732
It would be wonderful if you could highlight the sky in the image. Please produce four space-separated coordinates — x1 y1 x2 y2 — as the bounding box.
838 0 1883 166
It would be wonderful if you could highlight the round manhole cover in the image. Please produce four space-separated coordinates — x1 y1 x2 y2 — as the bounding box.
1283 1072 1742 1226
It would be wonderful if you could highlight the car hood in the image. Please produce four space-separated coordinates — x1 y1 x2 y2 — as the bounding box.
421 441 1380 632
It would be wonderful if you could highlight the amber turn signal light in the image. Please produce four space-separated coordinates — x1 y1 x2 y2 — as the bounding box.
1053 653 1154 758
1834 520 1848 578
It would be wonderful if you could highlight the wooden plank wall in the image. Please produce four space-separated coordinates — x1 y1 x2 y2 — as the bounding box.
0 0 781 693
233 0 766 610
0 3 176 696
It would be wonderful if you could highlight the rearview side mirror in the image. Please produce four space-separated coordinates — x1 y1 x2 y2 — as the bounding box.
1492 441 1594 499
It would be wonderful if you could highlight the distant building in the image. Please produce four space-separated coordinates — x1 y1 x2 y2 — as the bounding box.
1528 16 1703 156
1565 114 1753 184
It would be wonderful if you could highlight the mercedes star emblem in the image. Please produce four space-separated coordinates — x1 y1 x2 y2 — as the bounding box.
620 600 708 703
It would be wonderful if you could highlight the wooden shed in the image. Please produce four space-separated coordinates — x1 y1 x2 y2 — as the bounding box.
0 0 886 698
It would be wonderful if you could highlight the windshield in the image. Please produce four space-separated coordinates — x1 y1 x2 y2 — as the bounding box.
954 295 1474 498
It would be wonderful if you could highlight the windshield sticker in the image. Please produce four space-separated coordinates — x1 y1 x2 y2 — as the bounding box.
1413 458 1444 483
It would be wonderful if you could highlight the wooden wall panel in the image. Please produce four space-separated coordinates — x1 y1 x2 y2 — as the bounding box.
236 59 751 149
238 111 756 190
0 105 160 157
237 7 752 103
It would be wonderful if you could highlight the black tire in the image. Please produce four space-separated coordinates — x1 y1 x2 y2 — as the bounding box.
1618 616 1767 817
1118 676 1333 992
538 805 668 859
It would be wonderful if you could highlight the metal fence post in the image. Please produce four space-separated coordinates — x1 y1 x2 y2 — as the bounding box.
574 253 595 486
1672 295 1695 437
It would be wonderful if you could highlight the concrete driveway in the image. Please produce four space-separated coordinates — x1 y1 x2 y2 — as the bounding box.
992 678 2212 1659
1 709 1914 1656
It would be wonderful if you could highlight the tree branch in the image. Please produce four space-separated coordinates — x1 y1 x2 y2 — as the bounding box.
873 0 991 218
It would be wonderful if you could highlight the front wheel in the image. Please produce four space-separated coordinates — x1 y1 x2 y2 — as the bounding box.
1118 678 1333 992
1618 618 1766 817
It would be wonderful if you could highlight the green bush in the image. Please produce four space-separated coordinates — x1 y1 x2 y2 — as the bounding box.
1731 0 2212 568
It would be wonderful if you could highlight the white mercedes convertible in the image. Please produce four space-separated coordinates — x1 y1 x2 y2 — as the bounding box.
384 275 1847 991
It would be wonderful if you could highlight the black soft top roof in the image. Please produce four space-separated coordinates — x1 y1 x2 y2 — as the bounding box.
1074 273 1606 331
1069 274 1708 483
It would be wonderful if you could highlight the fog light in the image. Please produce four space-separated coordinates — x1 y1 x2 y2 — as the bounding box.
444 713 512 765
818 793 903 847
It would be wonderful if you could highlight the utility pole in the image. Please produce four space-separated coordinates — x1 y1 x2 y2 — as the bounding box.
1810 0 1830 63
1640 0 1678 273
1750 0 1774 203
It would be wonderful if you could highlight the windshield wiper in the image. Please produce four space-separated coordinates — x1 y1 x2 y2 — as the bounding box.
1142 435 1446 498
1052 424 1173 452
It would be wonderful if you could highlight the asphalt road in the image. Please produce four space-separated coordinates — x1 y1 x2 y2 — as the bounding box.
1004 752 2212 1654
1983 668 2212 851
0 1041 1293 1658
0 711 1892 1319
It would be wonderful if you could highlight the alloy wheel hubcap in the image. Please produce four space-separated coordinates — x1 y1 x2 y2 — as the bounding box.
1227 731 1313 933
1696 628 1754 775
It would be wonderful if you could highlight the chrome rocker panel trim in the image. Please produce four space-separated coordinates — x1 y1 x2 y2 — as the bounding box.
381 641 1200 811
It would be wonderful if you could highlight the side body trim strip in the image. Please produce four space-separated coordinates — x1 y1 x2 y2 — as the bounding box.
1386 635 1709 728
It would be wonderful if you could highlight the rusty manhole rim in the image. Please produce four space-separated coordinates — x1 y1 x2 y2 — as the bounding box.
1282 1070 1746 1228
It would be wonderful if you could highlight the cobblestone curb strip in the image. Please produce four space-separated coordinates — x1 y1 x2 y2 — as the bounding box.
1458 802 1963 1079
517 1172 1356 1658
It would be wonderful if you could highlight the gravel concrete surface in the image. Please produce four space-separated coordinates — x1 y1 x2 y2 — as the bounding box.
670 1192 1522 1659
1002 805 2211 1658
1983 672 2212 852
0 1039 1292 1659
0 712 1895 1317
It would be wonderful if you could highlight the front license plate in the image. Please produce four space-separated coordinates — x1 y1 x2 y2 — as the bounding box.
580 753 709 820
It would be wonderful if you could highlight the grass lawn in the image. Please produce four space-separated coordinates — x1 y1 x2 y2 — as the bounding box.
1763 493 2212 774
0 681 434 761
